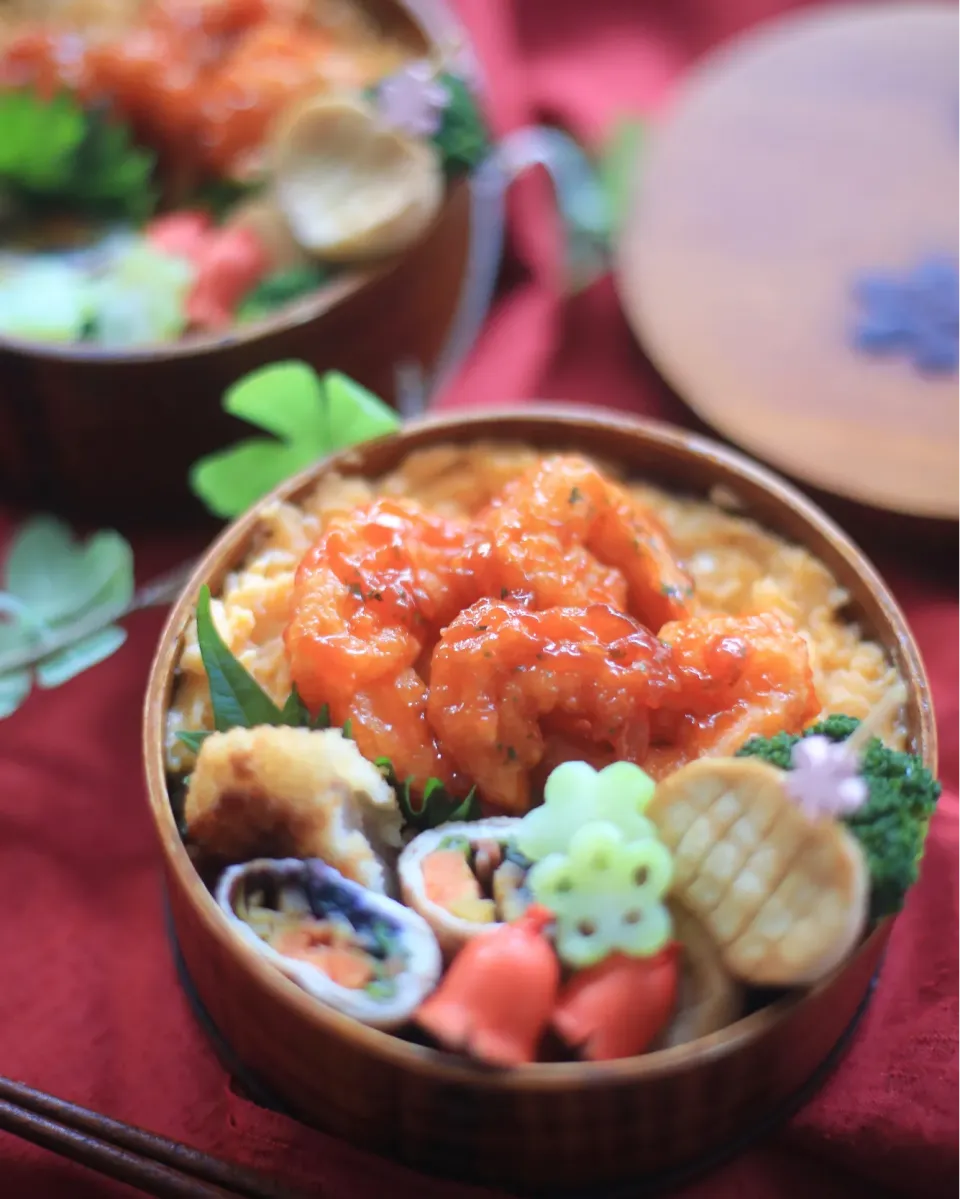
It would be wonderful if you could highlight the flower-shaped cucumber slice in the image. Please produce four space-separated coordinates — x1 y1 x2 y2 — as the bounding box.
515 760 656 863
528 821 673 969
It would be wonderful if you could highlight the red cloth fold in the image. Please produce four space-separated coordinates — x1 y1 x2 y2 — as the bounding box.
1 2 956 1196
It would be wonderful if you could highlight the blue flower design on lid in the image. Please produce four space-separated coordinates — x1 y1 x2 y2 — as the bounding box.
850 255 959 375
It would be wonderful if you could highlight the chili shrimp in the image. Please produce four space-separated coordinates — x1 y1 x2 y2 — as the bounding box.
346 670 467 795
426 597 684 812
469 455 695 631
285 497 475 791
644 612 821 778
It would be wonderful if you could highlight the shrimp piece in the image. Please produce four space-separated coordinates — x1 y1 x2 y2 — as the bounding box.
470 455 694 630
284 498 474 792
285 497 475 711
347 670 466 795
645 613 821 777
426 598 683 813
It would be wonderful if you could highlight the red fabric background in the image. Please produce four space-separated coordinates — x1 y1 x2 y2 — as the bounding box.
1 2 957 1196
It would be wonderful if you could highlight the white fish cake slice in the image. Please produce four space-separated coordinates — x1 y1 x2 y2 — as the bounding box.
647 758 869 987
669 783 744 889
652 760 786 927
706 787 785 942
650 776 717 850
734 826 868 986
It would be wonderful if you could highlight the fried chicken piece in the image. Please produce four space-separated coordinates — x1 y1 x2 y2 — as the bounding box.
183 726 402 893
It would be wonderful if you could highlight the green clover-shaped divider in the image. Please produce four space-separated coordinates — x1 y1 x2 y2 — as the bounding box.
0 515 135 718
189 363 401 520
528 821 673 969
515 759 656 862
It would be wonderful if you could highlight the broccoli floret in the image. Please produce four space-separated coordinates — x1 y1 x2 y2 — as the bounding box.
237 264 330 323
737 714 860 770
432 74 489 177
737 716 941 918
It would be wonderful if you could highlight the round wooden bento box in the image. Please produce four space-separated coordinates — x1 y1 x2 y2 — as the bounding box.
0 0 497 524
143 407 937 1194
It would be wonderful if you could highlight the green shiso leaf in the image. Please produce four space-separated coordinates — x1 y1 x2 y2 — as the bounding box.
374 757 481 832
178 610 331 749
181 593 479 832
177 729 213 754
194 584 286 731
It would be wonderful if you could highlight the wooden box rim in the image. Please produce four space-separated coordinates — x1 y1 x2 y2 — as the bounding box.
143 403 937 1093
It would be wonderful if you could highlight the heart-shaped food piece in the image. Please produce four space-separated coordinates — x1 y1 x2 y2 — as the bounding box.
270 94 444 262
646 757 869 987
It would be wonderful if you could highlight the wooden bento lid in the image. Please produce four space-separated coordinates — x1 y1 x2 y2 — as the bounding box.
615 3 959 521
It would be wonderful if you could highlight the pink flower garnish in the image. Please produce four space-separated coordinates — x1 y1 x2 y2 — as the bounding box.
784 736 869 819
377 61 450 139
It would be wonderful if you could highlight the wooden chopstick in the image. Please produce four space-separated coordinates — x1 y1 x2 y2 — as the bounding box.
0 1078 310 1199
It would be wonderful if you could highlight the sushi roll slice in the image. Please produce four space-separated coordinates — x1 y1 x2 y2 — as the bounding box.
398 819 531 958
216 857 442 1029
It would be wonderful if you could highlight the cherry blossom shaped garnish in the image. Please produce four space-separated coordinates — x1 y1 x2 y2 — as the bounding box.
851 255 959 375
783 735 869 819
376 61 451 139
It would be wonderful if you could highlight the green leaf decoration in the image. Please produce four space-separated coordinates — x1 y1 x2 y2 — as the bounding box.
177 729 213 754
321 371 403 452
0 516 135 718
598 116 645 236
277 686 313 727
375 757 481 832
182 591 331 748
188 364 401 520
183 588 476 833
433 73 490 177
195 584 286 731
5 516 134 625
0 91 157 222
0 91 86 191
189 440 309 524
191 176 263 223
237 264 331 323
178 595 329 756
70 107 158 222
35 625 128 689
225 361 330 444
